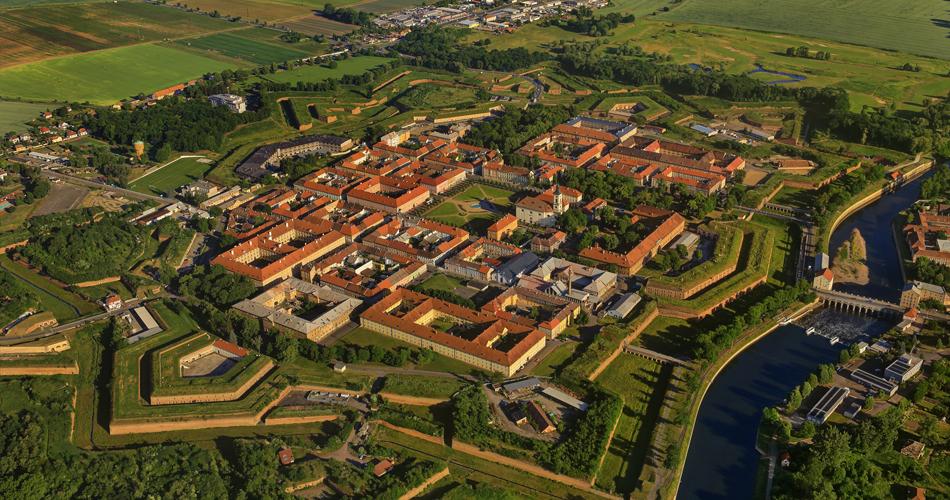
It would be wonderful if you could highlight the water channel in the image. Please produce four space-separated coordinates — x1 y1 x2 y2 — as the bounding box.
678 171 934 499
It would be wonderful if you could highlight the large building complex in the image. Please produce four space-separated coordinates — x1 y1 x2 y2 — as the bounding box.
362 218 468 264
233 278 362 341
304 243 426 298
236 135 355 180
359 288 547 376
580 206 686 275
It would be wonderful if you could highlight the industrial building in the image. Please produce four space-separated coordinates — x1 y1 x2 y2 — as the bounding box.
884 354 923 383
806 386 849 424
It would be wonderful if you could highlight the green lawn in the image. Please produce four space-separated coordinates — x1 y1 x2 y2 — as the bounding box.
661 0 947 59
418 273 464 294
381 374 465 399
423 184 514 230
0 44 243 104
262 56 394 84
531 341 580 377
595 354 669 495
0 100 50 133
129 156 212 196
0 254 98 321
176 29 312 65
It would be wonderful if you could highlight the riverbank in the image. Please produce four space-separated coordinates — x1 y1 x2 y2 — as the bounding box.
665 299 819 499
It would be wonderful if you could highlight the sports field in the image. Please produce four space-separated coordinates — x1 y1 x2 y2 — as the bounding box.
129 157 212 197
0 100 49 132
0 1 234 68
177 29 312 65
661 0 948 60
423 184 514 228
263 55 394 83
0 44 241 104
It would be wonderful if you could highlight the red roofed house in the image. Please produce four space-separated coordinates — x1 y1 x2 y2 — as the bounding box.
487 213 519 241
531 229 567 253
294 168 369 200
277 448 294 465
813 267 835 291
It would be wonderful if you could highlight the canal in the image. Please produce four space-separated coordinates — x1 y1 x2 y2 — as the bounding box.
678 171 933 499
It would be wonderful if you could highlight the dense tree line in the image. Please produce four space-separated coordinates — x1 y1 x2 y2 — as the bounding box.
394 27 549 72
450 383 622 477
257 61 399 94
785 46 832 60
921 163 950 200
408 285 476 309
0 410 230 498
84 98 253 155
176 264 257 308
4 164 49 204
322 3 373 26
18 214 147 283
695 280 814 361
559 168 716 219
810 163 886 233
0 272 39 326
551 10 634 37
912 258 950 290
774 407 914 499
465 104 572 154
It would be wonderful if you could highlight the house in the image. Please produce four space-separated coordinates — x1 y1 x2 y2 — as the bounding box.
604 292 641 319
900 281 948 309
102 294 122 312
780 452 791 468
487 213 518 241
333 362 347 372
531 229 567 253
813 268 834 291
526 400 555 433
208 94 247 113
373 459 394 477
277 447 295 465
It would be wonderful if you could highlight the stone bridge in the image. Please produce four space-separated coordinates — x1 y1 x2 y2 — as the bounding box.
815 289 903 319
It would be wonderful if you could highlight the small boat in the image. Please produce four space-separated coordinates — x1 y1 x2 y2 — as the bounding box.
805 327 817 335
828 336 840 345
778 317 791 326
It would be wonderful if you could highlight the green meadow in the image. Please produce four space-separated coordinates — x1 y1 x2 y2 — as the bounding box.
0 44 243 105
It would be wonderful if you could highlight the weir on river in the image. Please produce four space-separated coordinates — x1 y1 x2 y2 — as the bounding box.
678 170 934 499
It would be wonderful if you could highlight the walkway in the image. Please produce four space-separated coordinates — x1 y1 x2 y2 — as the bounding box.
0 299 143 346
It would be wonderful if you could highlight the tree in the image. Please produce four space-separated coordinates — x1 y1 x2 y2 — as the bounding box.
787 387 803 412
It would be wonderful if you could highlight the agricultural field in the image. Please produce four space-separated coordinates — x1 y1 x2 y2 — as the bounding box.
129 157 213 197
0 1 234 69
161 0 319 22
0 100 50 133
475 18 950 110
262 55 395 84
595 354 669 495
0 44 241 104
176 29 312 65
279 15 356 36
660 0 948 60
423 184 514 230
350 0 426 14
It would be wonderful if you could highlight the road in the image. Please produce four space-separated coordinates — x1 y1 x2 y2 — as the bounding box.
44 170 172 205
0 299 144 346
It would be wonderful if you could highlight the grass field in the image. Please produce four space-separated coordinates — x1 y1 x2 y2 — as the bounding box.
0 44 243 104
0 254 98 321
0 1 234 69
348 0 425 14
595 354 669 495
531 341 579 377
0 100 50 132
176 30 312 65
423 184 514 230
129 156 212 196
661 0 948 60
160 0 318 21
262 55 394 84
417 273 464 294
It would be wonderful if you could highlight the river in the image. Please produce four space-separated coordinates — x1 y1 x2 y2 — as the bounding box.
678 171 933 499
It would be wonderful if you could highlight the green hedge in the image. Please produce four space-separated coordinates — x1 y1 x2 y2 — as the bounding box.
647 223 743 288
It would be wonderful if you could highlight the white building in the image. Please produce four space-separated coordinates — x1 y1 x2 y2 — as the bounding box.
209 94 247 113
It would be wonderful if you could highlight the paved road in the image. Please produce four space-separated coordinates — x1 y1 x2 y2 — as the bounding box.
0 299 143 346
44 170 172 205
